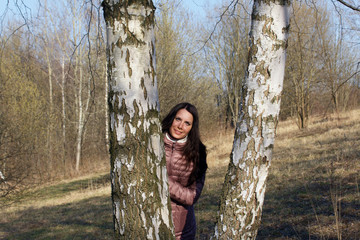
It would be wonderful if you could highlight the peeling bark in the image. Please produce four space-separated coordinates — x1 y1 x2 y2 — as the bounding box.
103 0 174 238
214 0 290 239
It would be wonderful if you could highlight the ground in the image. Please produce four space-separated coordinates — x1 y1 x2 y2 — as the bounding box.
1 109 359 239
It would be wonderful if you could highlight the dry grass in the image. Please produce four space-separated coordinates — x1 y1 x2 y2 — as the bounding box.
0 109 359 239
205 128 234 169
196 109 360 239
0 173 114 240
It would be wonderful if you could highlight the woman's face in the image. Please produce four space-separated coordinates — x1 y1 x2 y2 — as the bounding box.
169 108 193 140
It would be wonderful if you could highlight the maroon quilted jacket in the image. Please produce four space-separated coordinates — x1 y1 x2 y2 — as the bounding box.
164 133 206 240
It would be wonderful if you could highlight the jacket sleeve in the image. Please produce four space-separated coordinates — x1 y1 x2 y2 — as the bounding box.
193 173 206 204
168 174 206 206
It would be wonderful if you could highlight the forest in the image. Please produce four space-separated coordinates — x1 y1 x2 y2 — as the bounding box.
0 0 359 239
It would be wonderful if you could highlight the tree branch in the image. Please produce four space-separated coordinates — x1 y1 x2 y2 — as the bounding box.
191 0 239 55
336 0 360 11
334 64 360 94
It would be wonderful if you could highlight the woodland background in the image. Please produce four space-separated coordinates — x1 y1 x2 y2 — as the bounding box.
0 0 359 237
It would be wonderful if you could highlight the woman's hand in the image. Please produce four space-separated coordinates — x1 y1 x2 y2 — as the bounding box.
168 177 196 206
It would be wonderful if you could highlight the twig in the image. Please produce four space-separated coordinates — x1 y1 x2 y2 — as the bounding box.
335 0 360 12
190 0 240 56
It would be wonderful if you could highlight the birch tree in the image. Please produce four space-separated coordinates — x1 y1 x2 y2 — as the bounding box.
47 2 71 169
70 0 95 172
102 0 174 238
40 0 55 170
214 0 290 238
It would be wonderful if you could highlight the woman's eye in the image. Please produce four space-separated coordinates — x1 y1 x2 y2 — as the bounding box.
185 122 190 126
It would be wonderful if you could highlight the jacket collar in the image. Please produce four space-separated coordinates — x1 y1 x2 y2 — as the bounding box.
165 132 188 144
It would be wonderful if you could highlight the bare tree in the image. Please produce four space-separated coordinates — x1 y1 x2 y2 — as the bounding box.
0 26 47 197
206 1 252 128
102 0 174 238
66 0 97 172
282 2 323 128
314 1 359 113
42 0 55 170
46 2 71 170
155 0 218 120
214 0 290 238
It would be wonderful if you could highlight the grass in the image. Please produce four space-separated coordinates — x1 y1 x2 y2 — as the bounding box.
1 109 359 239
0 174 114 240
255 109 360 239
196 109 360 239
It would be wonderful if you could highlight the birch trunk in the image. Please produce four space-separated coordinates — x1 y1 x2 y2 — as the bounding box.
214 0 290 238
61 56 66 168
48 5 69 171
75 61 83 171
46 49 53 170
102 0 174 238
75 61 91 172
71 0 92 172
105 64 109 151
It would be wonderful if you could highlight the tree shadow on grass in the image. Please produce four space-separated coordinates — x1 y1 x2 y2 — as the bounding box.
257 157 360 240
0 195 115 240
195 164 328 240
2 155 358 240
2 174 111 208
195 156 359 240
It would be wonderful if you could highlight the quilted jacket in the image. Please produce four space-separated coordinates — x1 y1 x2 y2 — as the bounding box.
164 133 206 240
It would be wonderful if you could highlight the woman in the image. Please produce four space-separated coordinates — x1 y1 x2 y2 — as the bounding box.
162 102 208 240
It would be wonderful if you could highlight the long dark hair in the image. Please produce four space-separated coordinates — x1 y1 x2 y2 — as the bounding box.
162 102 207 185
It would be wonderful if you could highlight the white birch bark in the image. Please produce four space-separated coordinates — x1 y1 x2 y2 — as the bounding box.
104 64 109 151
61 56 66 168
45 47 54 169
75 61 83 171
70 0 92 172
0 170 5 181
214 0 290 239
103 0 174 238
48 3 69 170
75 57 92 172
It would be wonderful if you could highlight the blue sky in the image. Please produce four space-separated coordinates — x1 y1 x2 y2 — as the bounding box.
0 0 220 19
181 0 218 18
0 0 223 24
